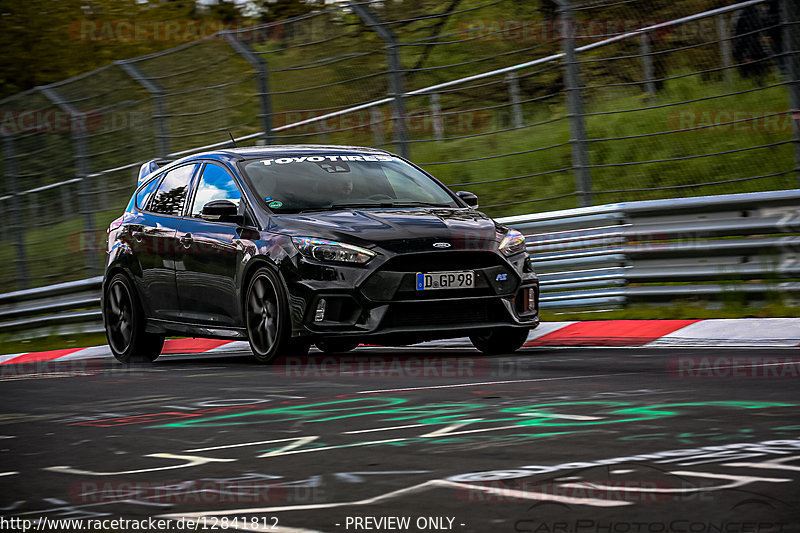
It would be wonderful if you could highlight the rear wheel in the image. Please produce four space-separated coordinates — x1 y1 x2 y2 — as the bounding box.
246 267 306 363
469 327 529 355
104 274 164 363
315 339 360 354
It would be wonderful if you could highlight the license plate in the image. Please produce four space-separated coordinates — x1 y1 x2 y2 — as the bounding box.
416 271 475 291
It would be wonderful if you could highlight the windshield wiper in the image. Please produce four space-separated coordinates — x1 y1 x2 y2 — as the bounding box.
329 201 453 209
385 201 453 208
329 202 393 209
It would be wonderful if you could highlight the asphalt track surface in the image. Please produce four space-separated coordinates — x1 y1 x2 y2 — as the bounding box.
0 345 799 533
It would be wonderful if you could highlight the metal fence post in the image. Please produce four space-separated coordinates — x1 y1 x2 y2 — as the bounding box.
505 72 524 128
117 60 171 157
39 86 99 276
557 0 592 207
351 3 409 159
430 92 444 140
780 0 800 185
640 32 656 98
717 14 734 87
1 133 30 289
223 33 273 146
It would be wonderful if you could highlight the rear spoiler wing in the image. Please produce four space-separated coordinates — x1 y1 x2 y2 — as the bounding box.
137 159 173 186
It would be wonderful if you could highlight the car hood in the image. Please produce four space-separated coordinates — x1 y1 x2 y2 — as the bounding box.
271 207 504 253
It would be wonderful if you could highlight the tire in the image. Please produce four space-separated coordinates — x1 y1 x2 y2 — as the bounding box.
315 339 360 354
245 267 303 363
104 273 164 363
469 327 530 355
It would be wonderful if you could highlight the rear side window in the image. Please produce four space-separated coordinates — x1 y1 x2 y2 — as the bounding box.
135 176 161 210
148 164 198 216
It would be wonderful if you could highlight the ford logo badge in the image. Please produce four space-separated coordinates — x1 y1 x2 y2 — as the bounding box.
433 242 451 248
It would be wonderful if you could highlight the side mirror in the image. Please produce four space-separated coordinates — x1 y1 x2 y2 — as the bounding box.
456 190 479 208
201 199 242 223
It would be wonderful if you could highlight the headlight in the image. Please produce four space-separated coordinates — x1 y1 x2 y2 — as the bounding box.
292 237 376 264
498 229 526 256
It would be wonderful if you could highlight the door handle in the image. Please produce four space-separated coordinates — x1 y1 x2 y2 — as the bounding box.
179 233 193 248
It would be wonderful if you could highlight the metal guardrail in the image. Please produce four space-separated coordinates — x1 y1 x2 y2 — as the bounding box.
497 189 800 309
1 189 798 340
0 277 103 340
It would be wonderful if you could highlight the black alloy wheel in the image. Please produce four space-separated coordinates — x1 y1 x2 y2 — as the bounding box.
245 268 309 363
104 274 164 363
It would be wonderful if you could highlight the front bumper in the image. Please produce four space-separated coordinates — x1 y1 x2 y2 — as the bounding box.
285 250 539 342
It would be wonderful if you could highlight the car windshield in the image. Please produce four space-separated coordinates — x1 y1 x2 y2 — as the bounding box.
241 154 458 213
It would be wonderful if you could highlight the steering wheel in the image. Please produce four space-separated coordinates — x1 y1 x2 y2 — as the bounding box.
367 194 394 201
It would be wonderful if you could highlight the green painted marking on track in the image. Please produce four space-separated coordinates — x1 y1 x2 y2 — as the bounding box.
151 398 797 431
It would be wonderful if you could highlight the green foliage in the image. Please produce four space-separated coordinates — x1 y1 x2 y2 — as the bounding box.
0 0 251 99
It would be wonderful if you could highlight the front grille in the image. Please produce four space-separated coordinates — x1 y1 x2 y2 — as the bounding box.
361 251 513 302
381 251 504 272
381 300 505 329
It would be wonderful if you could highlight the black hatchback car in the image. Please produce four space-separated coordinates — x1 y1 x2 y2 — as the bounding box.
102 145 539 363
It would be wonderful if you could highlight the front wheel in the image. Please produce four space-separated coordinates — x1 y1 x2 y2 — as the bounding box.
104 274 164 363
245 267 302 363
469 328 530 355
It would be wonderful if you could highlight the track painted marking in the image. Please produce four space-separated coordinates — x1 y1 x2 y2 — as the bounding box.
345 424 426 434
257 438 409 457
45 454 235 476
515 412 603 421
332 471 430 483
356 373 636 394
437 479 630 507
419 423 520 438
561 471 791 493
723 456 800 472
258 436 321 458
158 480 444 518
186 437 318 453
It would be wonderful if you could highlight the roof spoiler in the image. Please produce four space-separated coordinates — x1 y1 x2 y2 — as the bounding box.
137 159 173 186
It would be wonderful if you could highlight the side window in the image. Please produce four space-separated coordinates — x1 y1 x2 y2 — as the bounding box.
190 163 242 218
135 176 162 210
148 164 198 216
